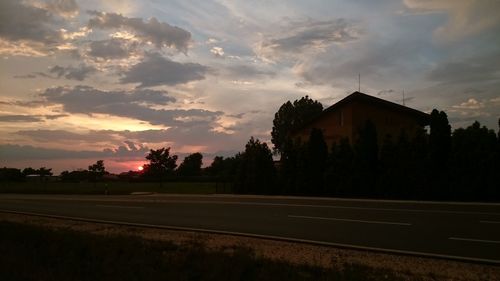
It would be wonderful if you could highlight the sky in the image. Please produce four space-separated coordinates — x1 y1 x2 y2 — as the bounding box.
1 0 499 174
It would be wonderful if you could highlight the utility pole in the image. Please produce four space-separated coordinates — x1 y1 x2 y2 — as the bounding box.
402 89 405 106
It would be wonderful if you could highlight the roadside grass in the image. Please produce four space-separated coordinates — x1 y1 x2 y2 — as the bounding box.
0 221 405 281
0 181 219 195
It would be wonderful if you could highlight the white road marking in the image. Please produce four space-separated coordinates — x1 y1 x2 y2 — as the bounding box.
95 205 144 209
480 220 500 224
288 215 412 226
449 237 500 244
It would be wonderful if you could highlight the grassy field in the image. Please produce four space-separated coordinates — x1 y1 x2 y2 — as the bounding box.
0 181 226 195
0 220 404 281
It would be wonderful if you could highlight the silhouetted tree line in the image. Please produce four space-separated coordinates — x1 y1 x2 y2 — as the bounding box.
0 161 108 183
137 142 276 194
0 167 53 181
59 160 108 182
138 149 213 183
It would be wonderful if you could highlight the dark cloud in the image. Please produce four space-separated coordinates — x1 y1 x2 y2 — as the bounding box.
44 114 69 120
377 89 395 96
10 127 242 157
120 53 209 88
49 64 97 81
463 88 485 95
42 86 176 108
40 85 222 126
227 113 245 119
222 64 275 79
122 125 254 153
427 53 500 84
0 100 48 107
404 0 500 42
13 64 96 81
45 0 79 18
0 0 62 44
296 37 428 88
0 115 43 122
34 72 53 78
0 113 68 123
256 18 360 62
123 140 139 151
159 125 234 147
0 143 148 160
88 39 132 59
88 11 191 52
16 129 113 142
225 110 263 119
13 74 36 79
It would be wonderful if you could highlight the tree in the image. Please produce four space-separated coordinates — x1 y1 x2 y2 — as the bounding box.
399 126 431 199
60 169 90 182
205 155 242 178
22 167 37 176
378 134 397 197
143 147 178 182
324 138 354 196
450 121 498 200
278 138 301 194
429 109 452 198
355 120 379 169
234 137 276 194
497 118 500 146
0 167 24 181
37 167 53 180
205 156 225 177
353 120 378 196
177 152 203 177
205 155 242 193
429 109 452 166
88 160 106 182
271 96 323 155
305 128 328 195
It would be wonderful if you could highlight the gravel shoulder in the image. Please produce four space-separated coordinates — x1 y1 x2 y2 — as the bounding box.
1 212 498 280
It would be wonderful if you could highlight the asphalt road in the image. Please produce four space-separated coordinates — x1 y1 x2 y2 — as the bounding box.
1 194 499 263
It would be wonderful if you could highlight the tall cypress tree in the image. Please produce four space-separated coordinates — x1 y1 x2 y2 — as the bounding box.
429 109 451 198
430 109 452 167
353 120 379 196
306 128 328 195
324 138 354 197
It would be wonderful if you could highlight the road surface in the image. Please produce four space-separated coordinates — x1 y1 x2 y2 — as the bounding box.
1 194 499 263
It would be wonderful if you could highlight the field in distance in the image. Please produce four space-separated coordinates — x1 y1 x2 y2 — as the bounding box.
0 181 224 195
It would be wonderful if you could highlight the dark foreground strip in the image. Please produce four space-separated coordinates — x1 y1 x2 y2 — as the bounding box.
1 209 499 266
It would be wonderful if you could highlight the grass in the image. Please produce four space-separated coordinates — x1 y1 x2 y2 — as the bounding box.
0 221 405 281
0 181 219 195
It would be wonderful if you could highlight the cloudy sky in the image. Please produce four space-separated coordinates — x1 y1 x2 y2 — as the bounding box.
1 0 499 173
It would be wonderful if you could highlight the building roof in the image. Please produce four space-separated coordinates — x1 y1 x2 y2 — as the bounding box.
294 91 430 134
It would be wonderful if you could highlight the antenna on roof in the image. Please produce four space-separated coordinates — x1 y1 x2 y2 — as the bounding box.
358 73 360 92
402 89 405 106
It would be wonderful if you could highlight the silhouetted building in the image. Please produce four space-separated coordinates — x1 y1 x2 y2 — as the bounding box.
291 91 430 146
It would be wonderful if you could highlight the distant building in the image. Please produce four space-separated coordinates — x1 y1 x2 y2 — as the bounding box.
25 174 59 182
291 91 430 146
